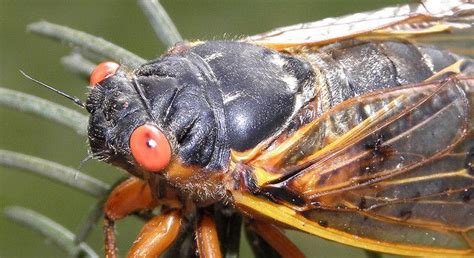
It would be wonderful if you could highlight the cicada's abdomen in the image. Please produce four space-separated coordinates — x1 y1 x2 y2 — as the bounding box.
303 40 460 109
296 40 462 136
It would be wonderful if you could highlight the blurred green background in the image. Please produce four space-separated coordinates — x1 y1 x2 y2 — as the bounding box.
0 0 407 257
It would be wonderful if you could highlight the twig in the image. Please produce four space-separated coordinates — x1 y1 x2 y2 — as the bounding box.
138 0 183 47
0 150 110 197
4 206 99 258
74 199 106 244
28 21 146 68
0 87 88 136
61 52 96 79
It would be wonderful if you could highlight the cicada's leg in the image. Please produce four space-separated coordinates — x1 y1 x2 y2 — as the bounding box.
162 218 196 258
127 209 183 257
195 211 222 258
103 177 158 258
214 208 242 257
246 220 305 258
244 221 281 258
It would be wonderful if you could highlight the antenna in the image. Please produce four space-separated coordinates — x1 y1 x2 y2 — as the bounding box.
19 70 86 108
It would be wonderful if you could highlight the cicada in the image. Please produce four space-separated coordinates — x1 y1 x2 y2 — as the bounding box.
21 0 474 257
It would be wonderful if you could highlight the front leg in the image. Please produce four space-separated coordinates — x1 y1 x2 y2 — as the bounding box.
127 209 183 257
246 220 305 258
103 177 157 257
196 211 222 258
103 177 183 257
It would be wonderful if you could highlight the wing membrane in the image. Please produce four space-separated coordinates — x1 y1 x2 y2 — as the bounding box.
252 75 472 178
245 0 474 50
245 75 474 254
411 27 474 57
273 75 473 205
289 78 471 198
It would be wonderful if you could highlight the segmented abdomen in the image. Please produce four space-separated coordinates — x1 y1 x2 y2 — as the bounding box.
299 40 462 137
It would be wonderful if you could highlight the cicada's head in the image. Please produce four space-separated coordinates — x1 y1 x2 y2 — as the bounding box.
85 53 229 182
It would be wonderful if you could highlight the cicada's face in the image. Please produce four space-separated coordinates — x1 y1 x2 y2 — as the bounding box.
85 62 175 178
85 53 229 180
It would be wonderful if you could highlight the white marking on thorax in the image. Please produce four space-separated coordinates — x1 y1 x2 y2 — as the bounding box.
281 75 299 92
203 52 224 62
223 92 243 104
270 54 300 93
269 54 286 68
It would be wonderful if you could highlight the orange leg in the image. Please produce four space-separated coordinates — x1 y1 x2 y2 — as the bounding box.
104 217 117 258
249 221 305 258
196 212 222 258
104 177 156 221
127 209 183 257
103 177 158 258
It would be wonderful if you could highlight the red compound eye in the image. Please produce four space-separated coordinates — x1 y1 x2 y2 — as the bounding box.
130 124 172 172
89 61 120 86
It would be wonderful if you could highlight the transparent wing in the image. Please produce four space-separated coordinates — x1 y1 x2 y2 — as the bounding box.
244 72 474 254
245 0 474 50
411 27 474 58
